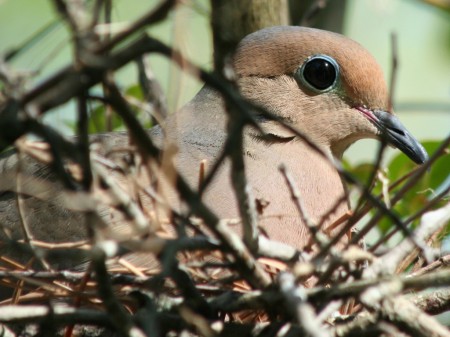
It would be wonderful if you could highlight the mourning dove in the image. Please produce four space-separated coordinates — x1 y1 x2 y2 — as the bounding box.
0 26 427 271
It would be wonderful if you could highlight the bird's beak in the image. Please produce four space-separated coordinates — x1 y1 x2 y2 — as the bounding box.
356 107 428 164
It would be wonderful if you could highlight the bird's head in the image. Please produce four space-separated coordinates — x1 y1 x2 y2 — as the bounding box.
233 26 428 164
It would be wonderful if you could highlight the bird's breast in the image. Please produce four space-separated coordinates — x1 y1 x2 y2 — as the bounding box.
174 139 350 251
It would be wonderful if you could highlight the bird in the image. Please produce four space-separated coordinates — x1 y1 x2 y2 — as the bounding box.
0 26 428 272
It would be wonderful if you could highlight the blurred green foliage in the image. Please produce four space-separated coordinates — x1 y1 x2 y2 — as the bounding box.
66 83 153 133
349 141 449 236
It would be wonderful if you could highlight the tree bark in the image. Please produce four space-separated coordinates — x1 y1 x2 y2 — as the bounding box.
210 0 289 72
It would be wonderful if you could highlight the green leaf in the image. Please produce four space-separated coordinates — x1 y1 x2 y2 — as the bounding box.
125 84 144 101
377 140 450 234
88 104 124 133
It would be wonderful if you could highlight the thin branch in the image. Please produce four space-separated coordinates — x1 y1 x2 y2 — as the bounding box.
388 32 398 111
104 80 271 288
92 243 146 337
279 164 329 250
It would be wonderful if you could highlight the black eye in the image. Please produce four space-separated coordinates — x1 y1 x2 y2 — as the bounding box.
296 55 339 92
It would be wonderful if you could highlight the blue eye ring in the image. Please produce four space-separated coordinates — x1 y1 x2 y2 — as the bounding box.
296 54 340 93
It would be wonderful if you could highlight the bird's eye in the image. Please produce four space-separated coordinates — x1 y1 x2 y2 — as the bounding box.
295 55 339 93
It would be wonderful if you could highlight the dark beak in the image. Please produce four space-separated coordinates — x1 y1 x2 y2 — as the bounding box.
372 110 428 164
